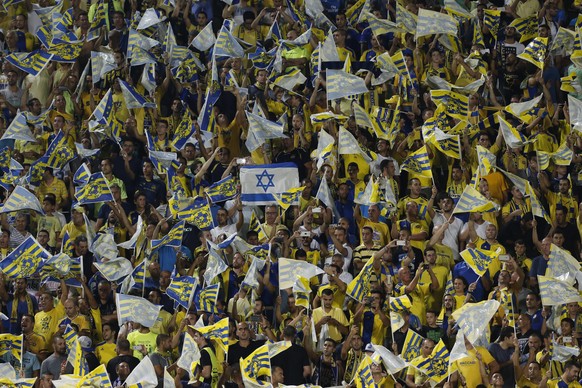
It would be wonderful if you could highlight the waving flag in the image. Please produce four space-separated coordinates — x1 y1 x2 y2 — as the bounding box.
5 51 53 76
73 163 91 186
167 276 198 309
0 186 44 214
240 163 299 205
326 69 368 101
460 248 494 276
151 220 185 250
338 126 375 162
177 333 201 378
214 25 245 58
430 90 469 120
510 15 538 42
118 79 156 108
518 37 548 69
389 295 412 313
346 259 375 303
416 9 458 39
195 284 220 313
483 9 501 38
94 258 133 282
396 3 417 33
538 275 582 306
76 364 111 387
279 258 325 290
353 356 374 387
1 113 37 142
0 236 49 279
0 334 23 361
453 185 499 214
190 23 216 51
75 172 113 205
192 317 229 351
116 294 162 328
240 345 271 387
245 111 285 152
401 330 424 362
401 146 432 179
411 340 454 383
125 355 158 388
293 276 311 309
44 130 75 170
452 300 500 345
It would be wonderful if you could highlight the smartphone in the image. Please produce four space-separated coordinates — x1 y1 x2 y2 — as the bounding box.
396 240 406 246
300 231 311 238
236 158 247 165
386 275 392 284
564 336 573 344
133 346 143 351
312 207 322 213
499 254 510 262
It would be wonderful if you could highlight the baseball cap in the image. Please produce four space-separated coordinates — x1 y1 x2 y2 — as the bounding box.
364 343 374 352
78 336 92 351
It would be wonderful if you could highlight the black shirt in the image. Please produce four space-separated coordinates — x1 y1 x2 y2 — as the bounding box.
227 340 266 366
271 343 310 385
107 354 140 381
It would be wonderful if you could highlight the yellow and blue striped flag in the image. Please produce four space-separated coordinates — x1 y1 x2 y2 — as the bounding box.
93 257 134 282
62 324 77 351
411 339 453 383
267 20 282 43
195 283 220 313
527 183 551 223
472 22 484 47
151 220 185 250
476 145 497 176
0 334 23 361
483 9 501 38
77 364 112 388
510 15 538 43
273 186 305 211
171 113 195 151
430 90 469 120
366 13 404 36
346 259 375 303
2 113 37 142
396 3 417 34
190 22 216 52
192 317 229 351
354 356 375 388
453 185 499 214
116 293 162 328
293 276 311 309
285 0 305 24
66 337 88 376
44 130 74 170
118 79 156 109
0 236 49 279
498 115 531 148
538 275 582 306
279 258 325 290
74 172 113 205
5 51 53 76
0 185 44 214
439 34 463 53
416 9 458 40
338 126 375 162
169 195 213 230
401 145 432 178
401 329 424 362
214 25 245 58
240 344 271 386
42 253 72 278
430 129 461 159
460 248 493 277
326 69 369 101
205 175 238 203
48 41 83 62
517 37 548 70
73 163 91 186
167 276 198 309
61 231 74 256
346 0 368 26
389 295 412 313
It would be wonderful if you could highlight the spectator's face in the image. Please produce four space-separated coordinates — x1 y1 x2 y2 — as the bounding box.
527 362 541 379
98 283 111 300
15 15 25 29
525 294 538 309
335 14 347 28
196 13 207 26
552 233 564 246
39 375 53 388
76 241 88 255
143 162 154 177
117 362 130 380
478 135 490 147
559 180 570 194
38 294 54 311
29 99 42 115
148 291 161 305
217 209 228 226
102 325 113 341
237 323 251 340
409 179 421 195
54 338 66 355
361 228 373 243
405 201 418 217
565 365 581 383
160 271 171 288
233 254 245 269
322 340 335 356
528 335 541 352
439 198 453 212
64 300 78 317
112 13 124 29
490 373 504 387
21 315 33 332
425 250 436 264
399 267 412 284
421 340 435 356
485 224 497 240
562 322 574 335
351 334 362 350
0 231 9 247
453 279 465 293
443 295 454 309
426 312 437 326
368 205 380 220
321 294 333 309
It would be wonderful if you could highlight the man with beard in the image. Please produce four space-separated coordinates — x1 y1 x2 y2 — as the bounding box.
0 277 38 334
34 286 66 352
39 336 72 379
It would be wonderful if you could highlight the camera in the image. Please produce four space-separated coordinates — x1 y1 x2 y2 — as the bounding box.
422 264 429 270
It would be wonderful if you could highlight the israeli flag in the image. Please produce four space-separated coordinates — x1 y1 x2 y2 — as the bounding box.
240 163 299 205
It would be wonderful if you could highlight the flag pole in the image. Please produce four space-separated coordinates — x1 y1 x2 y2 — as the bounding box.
142 258 148 298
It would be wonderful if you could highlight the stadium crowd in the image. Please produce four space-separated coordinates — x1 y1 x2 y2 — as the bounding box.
1 0 582 387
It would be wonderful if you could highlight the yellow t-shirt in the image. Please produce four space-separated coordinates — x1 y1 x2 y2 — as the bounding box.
95 342 117 365
34 303 66 351
150 309 173 335
127 330 158 360
311 307 349 343
455 346 495 388
394 282 430 325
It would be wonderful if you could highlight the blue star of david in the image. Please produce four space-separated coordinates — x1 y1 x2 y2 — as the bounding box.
256 170 275 192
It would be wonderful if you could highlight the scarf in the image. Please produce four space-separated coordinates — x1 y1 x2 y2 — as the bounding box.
11 293 34 328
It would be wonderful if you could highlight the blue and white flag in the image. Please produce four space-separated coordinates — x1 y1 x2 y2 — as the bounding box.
240 163 299 205
118 79 156 109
